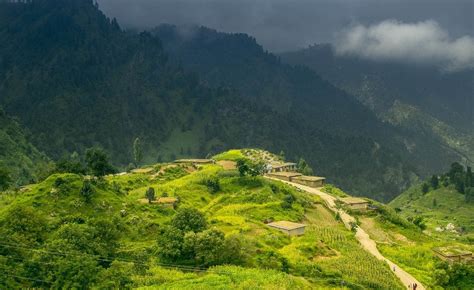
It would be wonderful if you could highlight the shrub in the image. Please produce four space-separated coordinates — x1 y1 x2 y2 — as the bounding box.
145 187 155 203
204 177 220 194
171 208 207 233
80 180 95 203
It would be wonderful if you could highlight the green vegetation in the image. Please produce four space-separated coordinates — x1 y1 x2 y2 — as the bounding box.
0 150 407 288
0 0 441 201
0 108 51 187
297 158 314 176
391 163 474 236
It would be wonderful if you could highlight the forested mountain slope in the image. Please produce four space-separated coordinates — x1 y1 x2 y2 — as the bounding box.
281 44 474 168
0 108 50 186
0 0 424 200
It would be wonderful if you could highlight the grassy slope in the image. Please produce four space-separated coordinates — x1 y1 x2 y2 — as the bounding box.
351 184 474 287
0 150 405 289
390 184 474 237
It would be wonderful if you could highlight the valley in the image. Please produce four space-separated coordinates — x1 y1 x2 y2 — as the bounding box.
0 1 472 289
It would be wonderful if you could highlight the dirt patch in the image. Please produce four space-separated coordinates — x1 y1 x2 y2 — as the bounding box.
217 160 237 170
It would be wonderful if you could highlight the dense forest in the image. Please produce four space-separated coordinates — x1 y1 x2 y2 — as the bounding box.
0 0 461 201
281 44 474 169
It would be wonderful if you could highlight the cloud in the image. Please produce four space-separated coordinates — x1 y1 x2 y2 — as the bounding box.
335 20 474 71
97 0 473 53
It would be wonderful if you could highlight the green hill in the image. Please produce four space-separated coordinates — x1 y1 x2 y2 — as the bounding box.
390 184 474 240
0 150 405 289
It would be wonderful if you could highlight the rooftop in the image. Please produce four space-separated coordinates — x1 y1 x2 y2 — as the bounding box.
267 171 302 178
270 162 297 168
267 221 306 231
293 175 325 181
340 197 369 204
433 247 472 257
174 159 214 164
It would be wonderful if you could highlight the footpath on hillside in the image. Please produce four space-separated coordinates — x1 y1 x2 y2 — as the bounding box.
266 177 425 290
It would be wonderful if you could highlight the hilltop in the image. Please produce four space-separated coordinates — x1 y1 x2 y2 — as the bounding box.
0 149 407 289
1 149 472 289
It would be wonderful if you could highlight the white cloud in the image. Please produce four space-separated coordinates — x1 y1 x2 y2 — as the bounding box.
335 20 474 71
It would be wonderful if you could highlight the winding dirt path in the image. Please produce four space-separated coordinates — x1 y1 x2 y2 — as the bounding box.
267 177 425 290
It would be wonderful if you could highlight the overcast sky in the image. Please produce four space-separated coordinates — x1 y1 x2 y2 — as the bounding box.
97 0 474 70
97 0 473 52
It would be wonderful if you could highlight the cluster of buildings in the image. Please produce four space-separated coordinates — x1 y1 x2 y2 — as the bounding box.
265 162 326 188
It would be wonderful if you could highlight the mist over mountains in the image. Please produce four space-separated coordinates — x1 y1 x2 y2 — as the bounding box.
1 0 472 201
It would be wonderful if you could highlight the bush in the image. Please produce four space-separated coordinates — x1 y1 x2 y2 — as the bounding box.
157 226 185 261
80 180 95 203
256 251 290 273
145 187 155 203
171 208 207 233
203 177 220 194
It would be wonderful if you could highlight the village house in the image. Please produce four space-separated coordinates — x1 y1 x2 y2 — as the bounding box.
268 162 297 173
266 171 302 182
433 247 473 264
340 197 370 210
292 175 326 188
267 221 306 236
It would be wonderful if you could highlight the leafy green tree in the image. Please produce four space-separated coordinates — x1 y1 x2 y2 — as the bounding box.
133 137 143 167
297 158 314 176
412 216 426 230
0 167 12 191
434 260 474 289
256 251 290 273
157 226 184 261
204 177 220 194
145 187 155 203
80 180 95 203
85 148 116 177
430 175 439 189
221 234 244 265
448 162 464 181
56 152 85 174
97 261 134 289
236 159 265 177
193 229 226 266
171 208 207 233
236 159 250 177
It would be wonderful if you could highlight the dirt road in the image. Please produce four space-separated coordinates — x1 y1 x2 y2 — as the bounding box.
267 177 425 290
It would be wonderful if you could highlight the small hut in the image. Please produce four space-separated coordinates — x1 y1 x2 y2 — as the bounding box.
340 197 369 210
267 221 306 236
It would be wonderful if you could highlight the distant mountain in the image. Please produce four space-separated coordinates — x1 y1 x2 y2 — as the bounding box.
0 1 431 201
0 108 50 185
280 44 474 168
